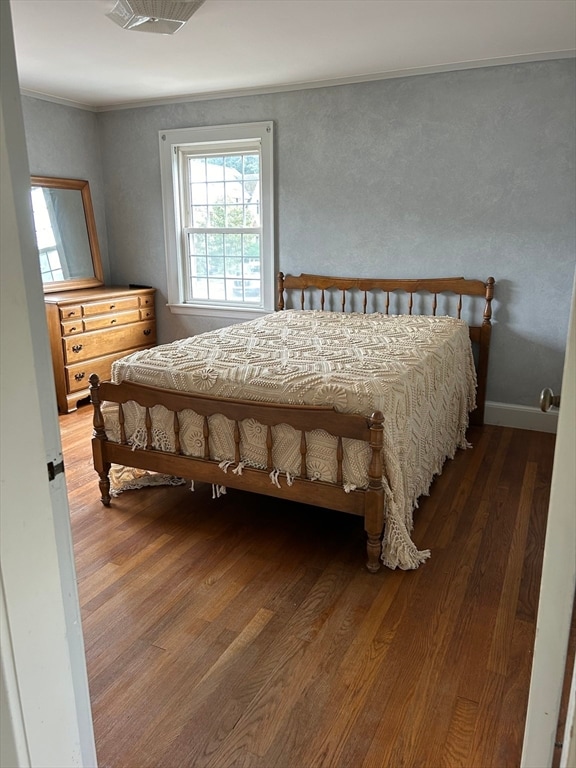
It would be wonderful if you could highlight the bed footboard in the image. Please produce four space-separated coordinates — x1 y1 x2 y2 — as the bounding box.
89 374 386 572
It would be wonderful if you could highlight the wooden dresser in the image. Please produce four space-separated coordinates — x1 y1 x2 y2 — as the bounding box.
45 285 157 414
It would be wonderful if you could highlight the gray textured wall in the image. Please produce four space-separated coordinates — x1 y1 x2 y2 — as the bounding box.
22 97 111 281
22 59 576 408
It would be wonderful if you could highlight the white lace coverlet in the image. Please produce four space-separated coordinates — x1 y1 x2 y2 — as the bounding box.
103 310 477 570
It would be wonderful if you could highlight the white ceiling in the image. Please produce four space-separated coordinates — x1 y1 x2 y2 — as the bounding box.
9 0 576 110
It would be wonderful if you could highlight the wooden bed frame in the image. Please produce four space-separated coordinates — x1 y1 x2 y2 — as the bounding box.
90 273 495 573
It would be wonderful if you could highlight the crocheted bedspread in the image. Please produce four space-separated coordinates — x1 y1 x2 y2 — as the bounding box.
102 310 477 569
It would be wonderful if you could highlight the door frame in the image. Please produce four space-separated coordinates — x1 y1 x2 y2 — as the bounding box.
521 270 576 767
0 2 97 765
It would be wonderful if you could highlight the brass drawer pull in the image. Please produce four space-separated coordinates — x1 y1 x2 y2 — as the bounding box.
110 304 116 309
110 319 117 324
68 311 76 317
74 372 85 381
72 344 83 353
70 326 77 332
144 328 151 336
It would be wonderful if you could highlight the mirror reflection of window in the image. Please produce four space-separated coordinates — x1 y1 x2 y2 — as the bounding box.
31 176 104 293
31 186 65 283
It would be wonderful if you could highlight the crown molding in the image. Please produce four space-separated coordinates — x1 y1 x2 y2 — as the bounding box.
19 89 98 112
20 49 575 114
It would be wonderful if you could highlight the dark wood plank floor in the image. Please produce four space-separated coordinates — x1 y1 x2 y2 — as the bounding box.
61 403 556 768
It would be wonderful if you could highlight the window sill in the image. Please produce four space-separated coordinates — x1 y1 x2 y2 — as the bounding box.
167 302 274 321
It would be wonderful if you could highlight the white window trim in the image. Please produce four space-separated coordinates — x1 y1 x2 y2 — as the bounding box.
159 121 275 319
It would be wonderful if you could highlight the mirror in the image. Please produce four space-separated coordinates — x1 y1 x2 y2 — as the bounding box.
30 176 104 292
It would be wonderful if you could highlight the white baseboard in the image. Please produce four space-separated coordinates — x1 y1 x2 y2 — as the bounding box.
484 401 558 434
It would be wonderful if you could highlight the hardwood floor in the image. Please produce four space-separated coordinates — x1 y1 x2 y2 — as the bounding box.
61 403 556 768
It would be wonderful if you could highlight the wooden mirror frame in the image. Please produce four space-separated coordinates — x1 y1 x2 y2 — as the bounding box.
31 176 104 293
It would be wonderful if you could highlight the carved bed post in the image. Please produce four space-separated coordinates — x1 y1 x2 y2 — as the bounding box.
277 271 285 310
365 410 385 573
474 277 495 426
483 276 495 325
89 373 111 507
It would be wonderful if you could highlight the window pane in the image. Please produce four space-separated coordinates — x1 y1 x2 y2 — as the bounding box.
243 234 260 258
225 180 243 204
207 204 225 228
206 158 225 180
191 232 206 254
190 182 208 205
245 204 260 226
192 206 208 227
226 279 241 300
207 181 225 202
207 256 224 277
224 155 240 172
226 206 244 227
243 257 260 278
243 280 261 302
36 228 57 251
243 179 258 199
48 251 62 270
207 233 223 256
207 278 225 300
243 154 259 175
31 188 57 249
224 234 242 257
225 257 242 277
189 157 207 182
39 251 50 272
190 255 207 277
191 277 208 299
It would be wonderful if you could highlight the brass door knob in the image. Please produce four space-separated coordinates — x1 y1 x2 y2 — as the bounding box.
540 387 561 412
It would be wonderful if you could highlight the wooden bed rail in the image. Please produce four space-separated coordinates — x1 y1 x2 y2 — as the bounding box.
90 377 379 442
89 374 387 571
277 272 495 426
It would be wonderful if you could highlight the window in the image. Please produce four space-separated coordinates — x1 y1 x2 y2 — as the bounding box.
31 186 65 283
159 122 274 318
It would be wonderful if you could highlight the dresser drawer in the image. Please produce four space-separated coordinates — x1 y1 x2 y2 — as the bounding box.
82 309 141 331
139 294 154 308
62 310 142 334
82 296 140 316
61 319 84 336
59 304 83 321
63 321 156 364
140 306 155 320
65 346 151 393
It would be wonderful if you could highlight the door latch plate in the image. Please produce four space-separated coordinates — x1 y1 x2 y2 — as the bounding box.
47 459 65 482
